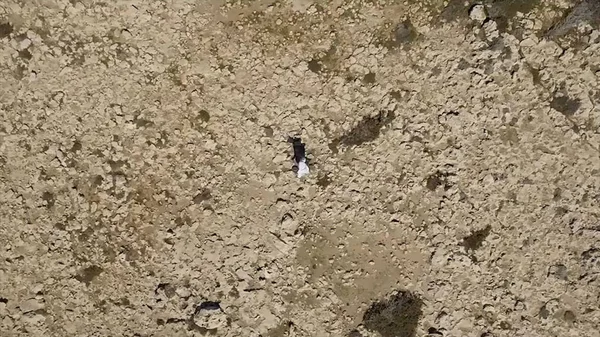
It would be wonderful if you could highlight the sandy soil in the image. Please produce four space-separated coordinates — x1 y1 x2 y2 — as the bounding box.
1 0 600 336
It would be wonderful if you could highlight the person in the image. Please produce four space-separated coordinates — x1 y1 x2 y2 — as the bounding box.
289 137 310 178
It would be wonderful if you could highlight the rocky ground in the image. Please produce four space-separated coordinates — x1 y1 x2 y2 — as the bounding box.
1 0 600 336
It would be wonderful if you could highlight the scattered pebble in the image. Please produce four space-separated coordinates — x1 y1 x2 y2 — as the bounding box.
19 299 43 313
175 287 191 298
469 4 487 22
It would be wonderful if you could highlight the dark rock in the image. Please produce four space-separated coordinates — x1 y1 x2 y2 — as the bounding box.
308 59 322 73
362 291 423 337
486 0 541 32
348 330 363 337
547 0 600 38
393 20 417 44
75 265 103 285
563 310 576 323
330 111 395 151
428 327 444 336
0 22 13 39
462 226 492 252
155 283 176 298
42 191 55 208
264 126 274 137
193 189 212 204
363 72 376 84
550 95 581 116
198 110 210 122
196 301 221 313
548 264 568 280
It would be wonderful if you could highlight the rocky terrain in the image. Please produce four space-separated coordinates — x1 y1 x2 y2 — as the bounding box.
1 0 600 336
